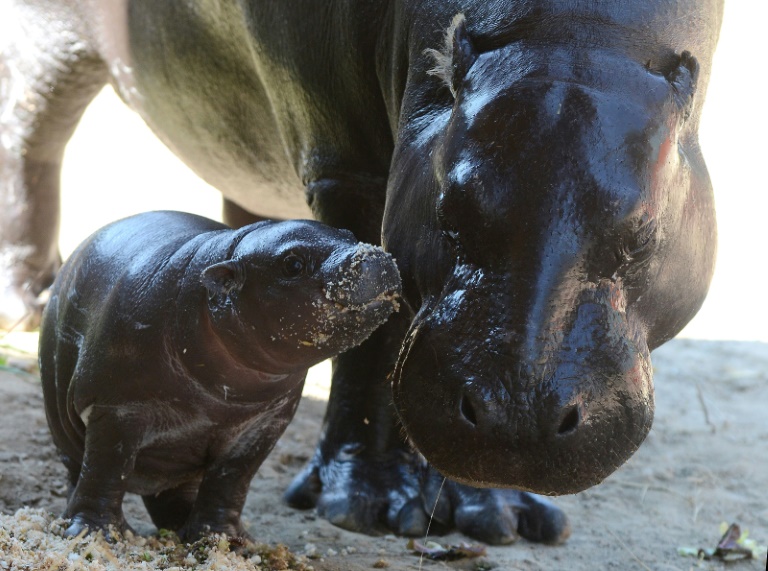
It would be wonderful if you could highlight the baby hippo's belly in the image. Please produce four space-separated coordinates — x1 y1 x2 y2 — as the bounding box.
128 443 210 496
114 407 272 496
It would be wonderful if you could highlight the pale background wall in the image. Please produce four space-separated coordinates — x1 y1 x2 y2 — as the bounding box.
60 1 767 343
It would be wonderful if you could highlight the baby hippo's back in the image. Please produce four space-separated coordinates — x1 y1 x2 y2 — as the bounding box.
51 211 226 327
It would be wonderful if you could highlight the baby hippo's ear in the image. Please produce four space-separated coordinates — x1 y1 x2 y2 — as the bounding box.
201 260 246 298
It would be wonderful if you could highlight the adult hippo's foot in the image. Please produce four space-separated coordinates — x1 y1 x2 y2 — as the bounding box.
286 451 570 545
283 318 422 534
284 444 423 536
284 318 570 545
418 468 571 545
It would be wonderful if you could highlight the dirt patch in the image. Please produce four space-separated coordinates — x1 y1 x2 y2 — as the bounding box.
0 337 766 570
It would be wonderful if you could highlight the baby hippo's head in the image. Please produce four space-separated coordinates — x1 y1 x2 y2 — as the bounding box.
201 220 401 372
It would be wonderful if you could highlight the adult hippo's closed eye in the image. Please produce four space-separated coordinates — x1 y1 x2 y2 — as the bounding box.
2 0 721 548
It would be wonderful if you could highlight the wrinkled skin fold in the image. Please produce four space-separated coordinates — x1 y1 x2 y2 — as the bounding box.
2 0 722 545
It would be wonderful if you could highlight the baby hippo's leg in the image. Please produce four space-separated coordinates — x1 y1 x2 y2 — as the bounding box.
177 409 302 540
178 473 251 540
142 482 199 532
177 448 267 541
177 468 252 541
63 408 141 539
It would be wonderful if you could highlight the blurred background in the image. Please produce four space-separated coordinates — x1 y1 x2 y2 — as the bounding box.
59 1 766 343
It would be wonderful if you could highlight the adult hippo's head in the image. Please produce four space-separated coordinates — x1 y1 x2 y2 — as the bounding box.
383 11 718 494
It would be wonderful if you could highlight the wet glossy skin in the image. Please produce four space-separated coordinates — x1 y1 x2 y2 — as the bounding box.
39 212 400 539
4 0 721 546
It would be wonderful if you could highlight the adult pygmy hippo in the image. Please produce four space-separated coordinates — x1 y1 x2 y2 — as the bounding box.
4 0 722 546
39 211 401 539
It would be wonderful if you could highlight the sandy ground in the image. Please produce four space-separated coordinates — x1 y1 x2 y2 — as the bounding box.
2 1 767 570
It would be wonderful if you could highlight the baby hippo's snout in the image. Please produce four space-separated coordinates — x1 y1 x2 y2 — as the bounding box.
324 243 401 310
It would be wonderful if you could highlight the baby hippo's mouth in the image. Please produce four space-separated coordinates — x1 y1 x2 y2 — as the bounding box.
328 285 401 316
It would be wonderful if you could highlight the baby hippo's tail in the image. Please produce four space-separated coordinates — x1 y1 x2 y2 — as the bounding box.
38 281 87 486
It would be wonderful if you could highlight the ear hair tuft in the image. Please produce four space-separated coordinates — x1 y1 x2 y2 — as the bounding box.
425 13 476 97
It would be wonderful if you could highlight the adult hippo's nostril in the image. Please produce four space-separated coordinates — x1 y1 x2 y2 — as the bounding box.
556 405 581 436
459 393 478 426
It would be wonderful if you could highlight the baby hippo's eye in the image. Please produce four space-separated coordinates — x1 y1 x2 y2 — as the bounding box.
282 253 306 277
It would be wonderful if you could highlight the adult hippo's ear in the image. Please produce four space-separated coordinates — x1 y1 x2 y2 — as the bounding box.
664 51 700 119
426 14 478 97
201 260 246 299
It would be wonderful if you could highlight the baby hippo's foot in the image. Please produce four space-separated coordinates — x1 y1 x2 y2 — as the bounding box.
62 512 133 542
178 516 252 544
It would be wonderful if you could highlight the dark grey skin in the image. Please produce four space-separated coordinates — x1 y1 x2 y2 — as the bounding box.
39 211 401 539
3 0 722 546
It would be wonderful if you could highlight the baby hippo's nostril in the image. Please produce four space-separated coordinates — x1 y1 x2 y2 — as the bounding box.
557 404 581 435
460 393 478 426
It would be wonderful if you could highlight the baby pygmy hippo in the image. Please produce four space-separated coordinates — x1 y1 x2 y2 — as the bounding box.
39 210 401 540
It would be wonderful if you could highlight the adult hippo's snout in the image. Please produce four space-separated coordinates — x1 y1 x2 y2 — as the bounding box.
393 266 655 494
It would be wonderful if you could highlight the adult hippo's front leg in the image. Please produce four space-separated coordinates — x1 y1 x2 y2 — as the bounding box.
284 317 420 532
284 178 570 545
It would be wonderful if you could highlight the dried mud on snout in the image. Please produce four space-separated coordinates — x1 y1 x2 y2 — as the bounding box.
0 338 766 570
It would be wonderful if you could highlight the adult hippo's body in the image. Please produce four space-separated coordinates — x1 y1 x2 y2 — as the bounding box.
1 0 722 545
